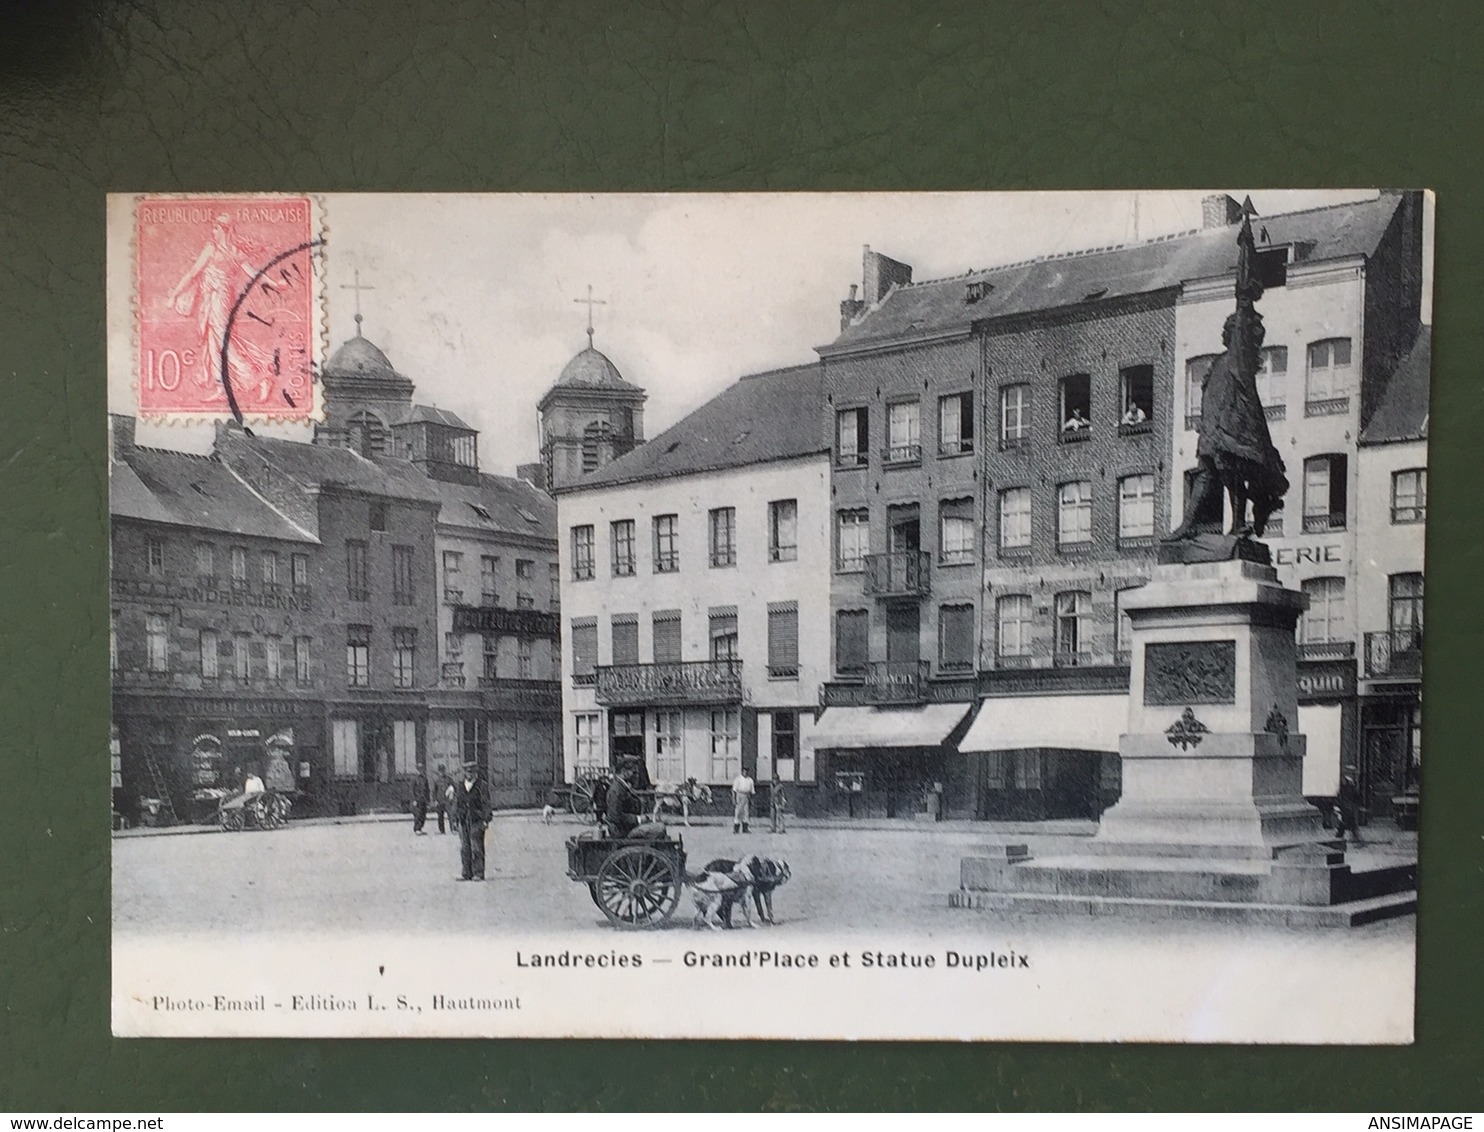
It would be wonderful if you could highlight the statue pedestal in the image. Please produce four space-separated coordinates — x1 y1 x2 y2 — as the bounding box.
952 560 1416 927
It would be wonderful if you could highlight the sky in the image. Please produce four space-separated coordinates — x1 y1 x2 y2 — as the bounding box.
113 189 1429 473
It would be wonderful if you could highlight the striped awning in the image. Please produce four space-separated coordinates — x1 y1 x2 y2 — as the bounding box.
806 703 973 750
959 694 1127 755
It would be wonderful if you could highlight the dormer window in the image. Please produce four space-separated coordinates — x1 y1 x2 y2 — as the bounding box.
965 280 993 304
1255 245 1290 289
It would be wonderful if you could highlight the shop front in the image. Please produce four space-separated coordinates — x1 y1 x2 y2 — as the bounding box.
805 702 974 819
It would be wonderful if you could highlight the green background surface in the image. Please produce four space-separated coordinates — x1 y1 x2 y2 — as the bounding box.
1 0 1480 1111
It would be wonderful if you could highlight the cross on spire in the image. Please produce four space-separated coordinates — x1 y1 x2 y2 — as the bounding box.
573 284 606 347
341 269 375 336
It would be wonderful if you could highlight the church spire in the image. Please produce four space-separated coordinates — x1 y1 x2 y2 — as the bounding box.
341 268 375 338
573 283 606 348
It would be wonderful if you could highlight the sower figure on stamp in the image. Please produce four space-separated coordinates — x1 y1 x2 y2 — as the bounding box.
1166 200 1289 554
454 761 491 881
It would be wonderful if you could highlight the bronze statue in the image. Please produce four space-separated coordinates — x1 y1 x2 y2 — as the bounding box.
1166 202 1288 550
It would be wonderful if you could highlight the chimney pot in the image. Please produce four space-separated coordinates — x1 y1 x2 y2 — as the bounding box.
1201 193 1246 230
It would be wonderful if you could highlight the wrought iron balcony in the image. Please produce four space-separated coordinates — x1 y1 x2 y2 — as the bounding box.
1305 396 1350 418
863 550 931 598
595 659 743 707
1302 512 1347 533
881 443 922 467
1264 403 1287 422
1364 630 1423 679
1297 640 1356 661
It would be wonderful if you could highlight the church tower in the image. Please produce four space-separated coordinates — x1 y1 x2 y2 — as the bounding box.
537 291 646 491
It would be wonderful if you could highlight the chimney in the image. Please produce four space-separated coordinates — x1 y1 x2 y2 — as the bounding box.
1201 193 1246 229
839 283 866 330
109 413 136 461
516 462 546 490
861 245 913 306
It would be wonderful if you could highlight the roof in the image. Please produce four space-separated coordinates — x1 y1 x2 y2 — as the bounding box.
227 432 446 504
1361 325 1431 445
323 332 408 381
555 345 640 390
568 362 826 491
113 447 316 543
393 403 474 430
828 194 1406 351
423 472 557 540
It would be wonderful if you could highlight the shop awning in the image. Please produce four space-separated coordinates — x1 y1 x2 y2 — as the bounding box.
806 703 973 750
1299 703 1342 797
959 694 1127 755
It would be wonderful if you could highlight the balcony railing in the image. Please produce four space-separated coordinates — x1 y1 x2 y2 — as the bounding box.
1302 512 1347 533
1053 650 1094 668
1058 427 1091 444
864 660 931 704
881 443 922 467
1364 629 1423 679
1118 419 1153 437
1297 640 1356 661
1305 396 1350 418
1264 403 1287 422
571 671 597 687
595 659 743 707
863 550 932 598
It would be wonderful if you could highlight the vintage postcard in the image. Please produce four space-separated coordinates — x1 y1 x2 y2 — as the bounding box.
108 191 1430 1041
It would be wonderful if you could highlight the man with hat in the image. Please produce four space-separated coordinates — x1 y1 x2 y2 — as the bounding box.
605 757 647 839
454 760 491 881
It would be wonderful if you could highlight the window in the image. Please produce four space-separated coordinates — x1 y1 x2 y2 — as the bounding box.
231 546 248 591
1118 474 1156 542
571 620 598 680
461 719 489 772
1000 384 1031 446
939 497 975 564
1302 455 1348 532
294 636 311 685
442 550 463 603
145 614 169 672
709 507 737 567
549 561 561 607
517 638 534 678
938 603 975 672
1057 481 1093 546
194 541 214 581
610 520 636 577
233 631 252 682
574 713 603 771
836 407 869 467
998 487 1031 552
146 537 165 577
996 594 1032 661
611 617 639 666
1185 354 1219 428
835 608 869 675
709 708 741 780
771 712 798 781
346 625 370 687
516 558 534 580
348 412 386 458
1255 245 1290 288
836 508 869 572
392 628 416 688
260 551 279 592
653 514 679 573
1392 469 1426 524
571 526 595 580
391 544 414 605
480 555 499 605
652 611 682 664
200 628 219 679
768 602 800 679
1306 338 1353 412
1054 591 1091 662
1300 577 1347 645
938 391 974 455
1059 373 1091 437
649 710 683 781
110 610 118 673
482 634 498 680
444 632 460 658
346 541 369 602
291 553 309 594
886 401 921 463
709 609 739 662
264 635 283 682
332 719 358 777
393 720 417 776
1119 365 1154 427
369 502 388 532
1256 346 1288 409
1389 573 1424 635
581 421 612 473
1114 588 1135 661
768 499 798 562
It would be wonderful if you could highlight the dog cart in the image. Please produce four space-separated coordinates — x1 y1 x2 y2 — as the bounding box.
565 832 687 929
219 789 292 832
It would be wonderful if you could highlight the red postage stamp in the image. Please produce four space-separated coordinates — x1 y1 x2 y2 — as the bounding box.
134 196 321 420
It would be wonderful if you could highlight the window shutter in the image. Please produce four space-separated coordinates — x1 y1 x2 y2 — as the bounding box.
652 610 682 663
939 604 974 667
572 622 598 675
768 604 799 670
611 617 639 666
836 609 868 672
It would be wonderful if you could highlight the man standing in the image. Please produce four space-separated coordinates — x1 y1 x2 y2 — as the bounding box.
455 761 491 881
769 771 787 835
732 767 755 834
435 771 450 834
411 773 430 835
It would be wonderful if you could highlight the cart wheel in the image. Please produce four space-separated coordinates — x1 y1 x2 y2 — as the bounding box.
570 782 595 820
594 845 681 930
261 796 286 830
221 808 245 833
588 882 604 911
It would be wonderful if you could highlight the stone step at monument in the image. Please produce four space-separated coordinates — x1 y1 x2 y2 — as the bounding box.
947 888 1418 928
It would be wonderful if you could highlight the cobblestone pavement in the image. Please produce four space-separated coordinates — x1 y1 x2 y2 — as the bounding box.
113 812 1417 942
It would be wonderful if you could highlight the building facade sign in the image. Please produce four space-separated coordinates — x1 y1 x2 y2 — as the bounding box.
595 661 744 707
112 575 312 613
451 605 559 639
1297 658 1358 701
1272 541 1346 568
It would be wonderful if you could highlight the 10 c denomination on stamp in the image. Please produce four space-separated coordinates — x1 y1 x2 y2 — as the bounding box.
134 196 321 421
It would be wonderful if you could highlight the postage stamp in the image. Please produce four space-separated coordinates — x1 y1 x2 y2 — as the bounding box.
132 195 322 421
